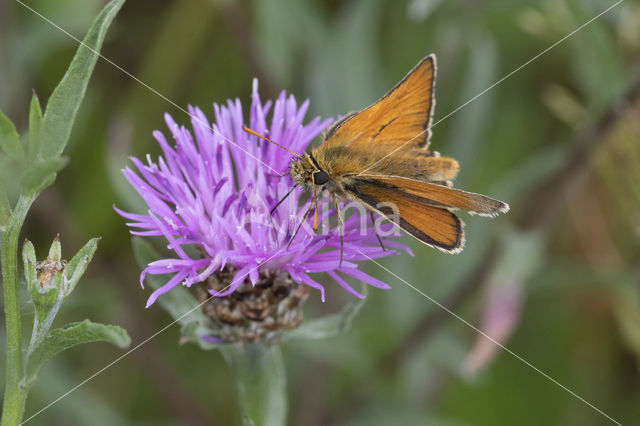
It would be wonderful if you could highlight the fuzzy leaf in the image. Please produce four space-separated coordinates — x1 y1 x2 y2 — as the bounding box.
20 157 69 195
0 155 19 202
65 237 100 296
0 109 23 161
178 320 222 349
221 344 287 426
40 0 125 159
22 240 37 287
613 284 640 365
490 229 544 285
23 240 40 308
48 234 62 262
284 284 368 341
0 191 10 232
25 320 130 386
28 91 44 161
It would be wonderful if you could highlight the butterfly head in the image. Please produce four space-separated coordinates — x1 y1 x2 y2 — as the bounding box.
289 153 330 189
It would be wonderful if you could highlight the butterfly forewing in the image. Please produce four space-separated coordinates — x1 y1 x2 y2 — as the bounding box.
351 179 464 252
356 175 509 216
322 55 436 151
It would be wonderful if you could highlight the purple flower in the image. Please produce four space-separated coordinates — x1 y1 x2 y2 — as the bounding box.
116 80 409 308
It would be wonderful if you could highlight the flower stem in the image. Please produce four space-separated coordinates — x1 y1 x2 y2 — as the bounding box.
221 343 287 426
1 195 35 426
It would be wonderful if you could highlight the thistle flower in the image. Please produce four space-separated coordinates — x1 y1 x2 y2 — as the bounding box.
116 80 408 316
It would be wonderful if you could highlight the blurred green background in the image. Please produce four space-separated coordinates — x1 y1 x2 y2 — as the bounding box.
2 0 640 424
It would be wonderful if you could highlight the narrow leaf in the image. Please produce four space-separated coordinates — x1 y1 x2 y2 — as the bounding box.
25 320 130 385
0 109 23 161
613 284 640 364
23 239 38 299
461 229 544 377
492 228 545 283
0 156 19 202
20 157 69 195
40 0 125 159
221 344 287 426
284 284 368 341
28 91 44 161
0 191 10 232
179 320 222 349
48 234 62 262
65 237 100 296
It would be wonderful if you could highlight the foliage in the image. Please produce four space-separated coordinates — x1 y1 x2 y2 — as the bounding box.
2 0 640 425
0 1 129 424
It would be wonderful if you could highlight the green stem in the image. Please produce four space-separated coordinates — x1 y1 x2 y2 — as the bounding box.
1 195 35 426
221 343 287 426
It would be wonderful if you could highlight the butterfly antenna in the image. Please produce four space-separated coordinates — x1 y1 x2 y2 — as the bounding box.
242 126 303 159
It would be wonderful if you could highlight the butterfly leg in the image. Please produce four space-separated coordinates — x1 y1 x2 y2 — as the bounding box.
369 212 386 251
270 184 298 215
287 203 313 250
268 185 298 243
332 193 344 268
312 183 319 233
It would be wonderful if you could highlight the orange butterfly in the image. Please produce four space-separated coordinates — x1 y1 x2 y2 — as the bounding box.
244 54 509 264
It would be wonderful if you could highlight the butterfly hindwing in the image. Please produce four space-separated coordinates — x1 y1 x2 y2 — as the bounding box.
349 177 464 252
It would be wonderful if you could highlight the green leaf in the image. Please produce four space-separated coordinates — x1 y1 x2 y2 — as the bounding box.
284 284 368 341
25 320 130 386
612 283 640 366
34 363 129 426
565 0 626 112
448 35 498 171
0 191 10 232
65 237 100 296
178 320 221 349
0 154 20 202
0 109 23 161
40 0 125 159
221 344 287 426
48 234 62 263
28 91 44 161
23 239 38 297
340 406 456 426
131 237 215 347
20 157 69 195
492 229 544 283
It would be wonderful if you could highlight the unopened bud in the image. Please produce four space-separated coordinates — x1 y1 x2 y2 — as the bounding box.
35 258 66 295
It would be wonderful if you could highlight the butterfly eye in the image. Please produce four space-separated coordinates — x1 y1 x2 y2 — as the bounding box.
313 170 329 185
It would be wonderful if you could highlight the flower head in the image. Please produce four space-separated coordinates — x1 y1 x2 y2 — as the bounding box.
116 80 408 309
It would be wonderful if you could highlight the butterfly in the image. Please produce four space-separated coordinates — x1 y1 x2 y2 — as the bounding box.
244 54 509 265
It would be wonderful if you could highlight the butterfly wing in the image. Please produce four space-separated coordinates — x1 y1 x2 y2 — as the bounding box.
348 178 465 252
322 55 436 151
356 175 509 217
